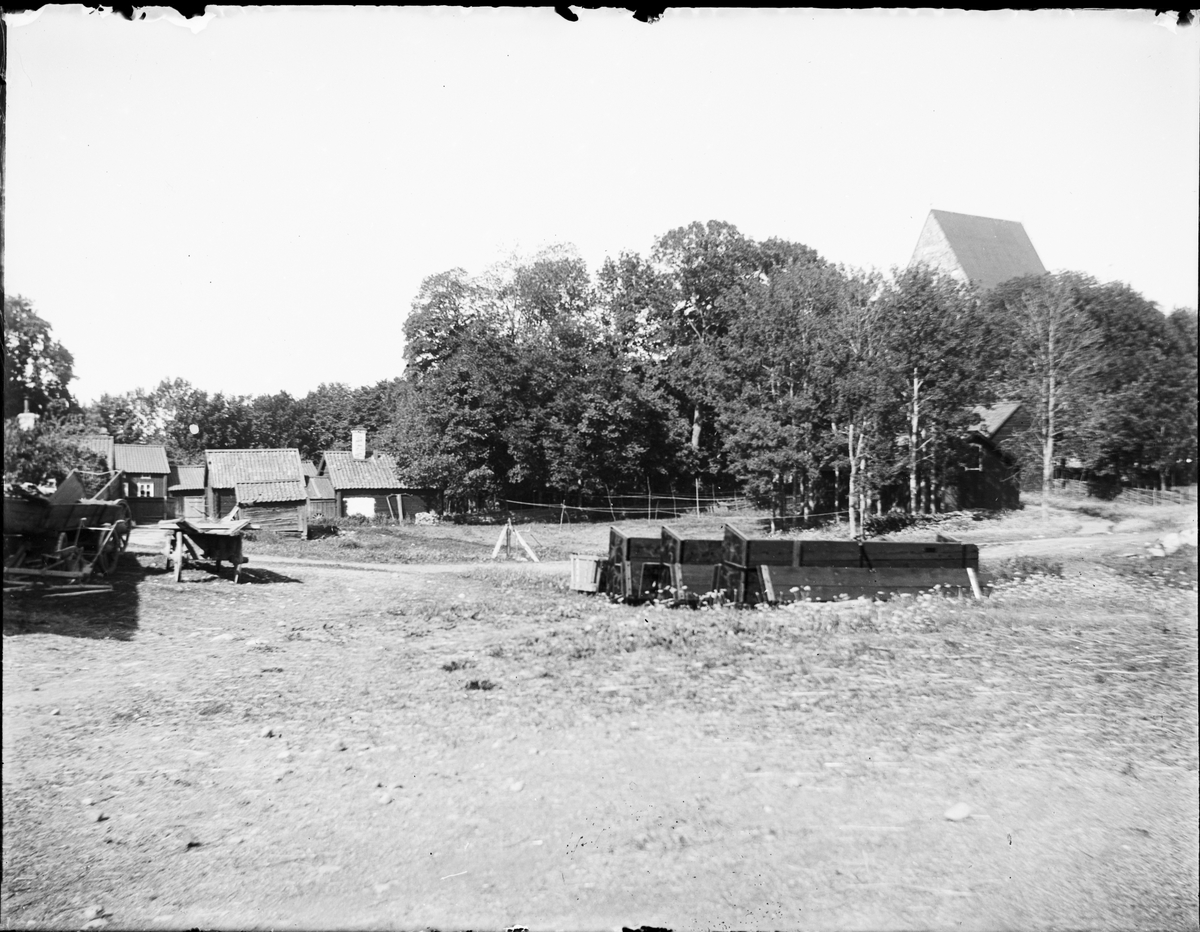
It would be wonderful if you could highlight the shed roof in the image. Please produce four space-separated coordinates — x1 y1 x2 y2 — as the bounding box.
306 476 335 500
320 451 403 490
168 464 207 492
235 479 308 505
912 210 1046 292
76 433 115 466
301 459 318 478
970 401 1023 440
113 443 170 474
206 448 305 489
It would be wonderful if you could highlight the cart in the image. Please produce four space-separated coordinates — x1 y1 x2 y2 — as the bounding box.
3 471 132 592
159 518 252 583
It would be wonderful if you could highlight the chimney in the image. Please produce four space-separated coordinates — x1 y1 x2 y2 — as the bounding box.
17 398 40 432
351 428 367 461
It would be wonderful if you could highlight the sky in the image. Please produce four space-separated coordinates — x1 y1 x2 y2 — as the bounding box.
5 7 1199 405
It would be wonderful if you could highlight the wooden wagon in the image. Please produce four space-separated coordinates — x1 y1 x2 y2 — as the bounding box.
3 471 132 592
158 518 252 583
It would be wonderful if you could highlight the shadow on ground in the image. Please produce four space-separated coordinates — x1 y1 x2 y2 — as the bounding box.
2 551 147 641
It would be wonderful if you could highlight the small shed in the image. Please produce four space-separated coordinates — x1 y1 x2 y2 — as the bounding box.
319 450 407 518
306 476 337 520
235 479 309 537
113 444 172 523
205 449 307 533
947 402 1027 510
168 464 208 519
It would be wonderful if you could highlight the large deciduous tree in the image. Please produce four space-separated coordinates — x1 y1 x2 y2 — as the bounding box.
3 296 77 419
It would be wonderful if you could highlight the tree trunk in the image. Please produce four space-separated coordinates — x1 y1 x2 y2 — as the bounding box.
1042 372 1055 522
691 407 701 450
909 369 920 516
847 423 857 539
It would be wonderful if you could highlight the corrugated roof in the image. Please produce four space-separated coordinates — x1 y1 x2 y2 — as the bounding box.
923 210 1046 291
235 479 308 505
307 476 335 500
320 451 403 490
76 434 115 466
113 444 170 474
970 401 1023 439
301 459 318 477
206 449 305 489
168 464 207 492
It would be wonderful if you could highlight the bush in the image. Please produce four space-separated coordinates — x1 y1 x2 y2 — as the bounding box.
3 418 107 485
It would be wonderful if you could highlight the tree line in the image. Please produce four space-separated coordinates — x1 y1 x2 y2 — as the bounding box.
5 221 1197 523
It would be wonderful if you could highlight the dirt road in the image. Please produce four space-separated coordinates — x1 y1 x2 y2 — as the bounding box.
3 524 1196 931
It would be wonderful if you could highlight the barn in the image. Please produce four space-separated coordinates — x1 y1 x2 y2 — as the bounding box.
319 450 407 519
205 449 307 534
909 209 1046 292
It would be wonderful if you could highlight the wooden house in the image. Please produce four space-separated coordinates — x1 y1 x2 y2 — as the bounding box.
319 450 407 518
909 209 1046 292
205 449 308 535
113 444 172 523
168 465 208 520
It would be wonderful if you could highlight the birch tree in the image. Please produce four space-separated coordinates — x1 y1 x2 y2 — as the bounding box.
1003 273 1104 519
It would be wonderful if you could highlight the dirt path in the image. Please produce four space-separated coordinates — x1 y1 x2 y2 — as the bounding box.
4 527 1196 931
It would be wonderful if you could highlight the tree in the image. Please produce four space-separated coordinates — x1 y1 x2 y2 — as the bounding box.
3 296 77 419
875 267 995 514
3 417 108 485
1000 273 1105 518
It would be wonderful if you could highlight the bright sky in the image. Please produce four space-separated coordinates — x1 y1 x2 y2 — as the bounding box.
5 7 1198 404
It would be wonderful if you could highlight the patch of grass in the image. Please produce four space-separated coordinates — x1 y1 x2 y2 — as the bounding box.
464 679 497 691
981 555 1064 585
441 659 474 672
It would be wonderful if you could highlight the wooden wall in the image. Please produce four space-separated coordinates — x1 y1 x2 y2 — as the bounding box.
240 502 308 538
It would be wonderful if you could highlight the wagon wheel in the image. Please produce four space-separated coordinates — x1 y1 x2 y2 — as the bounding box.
94 520 130 577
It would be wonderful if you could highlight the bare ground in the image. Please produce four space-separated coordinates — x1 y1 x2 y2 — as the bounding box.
2 511 1197 932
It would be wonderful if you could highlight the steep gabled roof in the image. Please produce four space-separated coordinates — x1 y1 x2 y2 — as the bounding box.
235 479 308 505
206 448 305 489
320 451 403 490
911 209 1046 292
168 464 207 492
301 459 318 478
306 476 335 500
113 444 170 474
970 401 1023 440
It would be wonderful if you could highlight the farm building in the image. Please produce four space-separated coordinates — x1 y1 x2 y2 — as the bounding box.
319 450 408 518
301 459 319 478
205 448 308 535
306 475 337 520
946 401 1028 511
909 209 1046 292
113 444 172 523
235 480 309 537
75 433 172 523
168 465 207 519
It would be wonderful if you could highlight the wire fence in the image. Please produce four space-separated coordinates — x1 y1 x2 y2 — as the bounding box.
1042 479 1197 506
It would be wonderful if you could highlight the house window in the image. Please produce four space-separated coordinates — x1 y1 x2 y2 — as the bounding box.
136 478 155 498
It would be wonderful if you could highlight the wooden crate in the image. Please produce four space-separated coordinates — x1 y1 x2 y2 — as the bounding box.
607 527 663 601
660 526 723 603
761 565 975 603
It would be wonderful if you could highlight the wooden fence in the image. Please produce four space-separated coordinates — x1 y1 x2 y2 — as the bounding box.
1044 480 1197 505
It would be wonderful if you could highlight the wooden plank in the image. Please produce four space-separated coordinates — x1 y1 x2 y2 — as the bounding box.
746 539 795 567
669 563 720 602
626 538 662 561
861 542 970 567
761 566 974 603
723 525 751 569
680 538 724 564
798 541 863 567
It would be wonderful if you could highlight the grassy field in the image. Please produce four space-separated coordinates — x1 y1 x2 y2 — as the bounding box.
2 496 1196 930
244 495 1194 565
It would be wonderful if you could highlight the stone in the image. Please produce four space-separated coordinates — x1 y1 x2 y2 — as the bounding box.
509 780 524 793
92 812 107 823
260 727 274 738
944 802 971 822
331 738 347 752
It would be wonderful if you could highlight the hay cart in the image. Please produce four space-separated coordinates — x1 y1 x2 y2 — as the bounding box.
159 518 252 583
3 471 132 593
